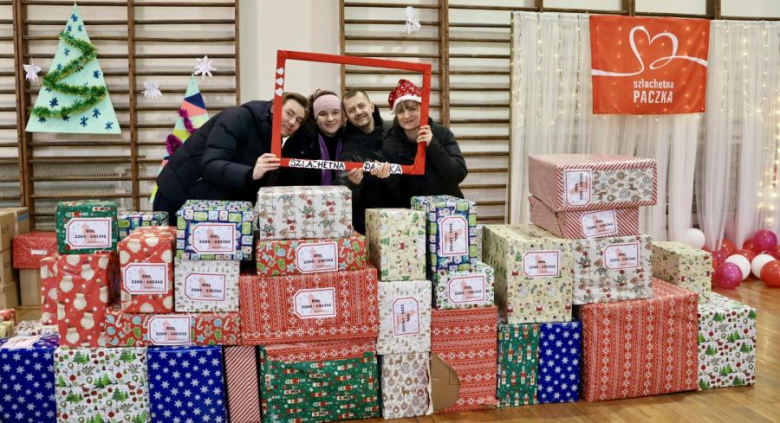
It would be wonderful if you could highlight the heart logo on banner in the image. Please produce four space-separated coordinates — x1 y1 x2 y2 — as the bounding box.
592 26 708 77
276 68 284 75
275 88 283 96
276 78 284 86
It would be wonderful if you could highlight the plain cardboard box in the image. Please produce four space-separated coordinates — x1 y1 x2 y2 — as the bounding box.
19 269 41 306
0 207 29 251
0 249 15 286
0 280 18 309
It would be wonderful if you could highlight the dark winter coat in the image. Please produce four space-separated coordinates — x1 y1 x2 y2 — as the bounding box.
338 107 388 233
152 100 275 222
380 118 468 208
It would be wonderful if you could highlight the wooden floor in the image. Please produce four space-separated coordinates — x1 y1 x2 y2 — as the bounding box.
14 279 780 423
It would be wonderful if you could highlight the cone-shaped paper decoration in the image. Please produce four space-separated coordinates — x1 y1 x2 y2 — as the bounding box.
25 5 120 134
149 76 209 203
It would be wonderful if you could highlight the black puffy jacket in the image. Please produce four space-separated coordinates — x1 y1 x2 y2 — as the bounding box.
153 100 275 217
380 118 468 208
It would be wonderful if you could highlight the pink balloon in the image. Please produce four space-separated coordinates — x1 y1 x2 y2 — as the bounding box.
714 262 743 289
711 250 729 269
753 230 778 253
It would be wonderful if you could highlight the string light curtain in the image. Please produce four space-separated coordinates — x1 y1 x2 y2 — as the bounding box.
508 12 780 246
697 20 780 249
508 12 701 242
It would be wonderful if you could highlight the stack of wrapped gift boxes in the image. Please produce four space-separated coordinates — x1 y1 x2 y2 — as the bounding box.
410 195 499 414
482 224 581 406
365 206 432 419
244 186 380 422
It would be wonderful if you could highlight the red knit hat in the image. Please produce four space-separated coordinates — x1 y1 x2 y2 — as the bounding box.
388 79 422 113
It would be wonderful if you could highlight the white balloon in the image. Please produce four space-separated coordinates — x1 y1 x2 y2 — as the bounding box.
751 254 775 279
685 228 706 249
725 255 750 280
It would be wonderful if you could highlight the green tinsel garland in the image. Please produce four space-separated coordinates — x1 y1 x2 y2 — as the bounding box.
30 31 108 119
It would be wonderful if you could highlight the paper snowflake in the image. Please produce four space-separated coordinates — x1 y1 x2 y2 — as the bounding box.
194 56 216 78
403 6 421 35
23 63 41 83
142 81 162 98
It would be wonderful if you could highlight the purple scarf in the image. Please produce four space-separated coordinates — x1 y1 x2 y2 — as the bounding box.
318 133 343 185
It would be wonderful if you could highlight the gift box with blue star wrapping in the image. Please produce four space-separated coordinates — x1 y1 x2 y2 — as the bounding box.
536 321 581 404
118 211 168 240
411 195 478 277
260 339 380 422
497 323 540 407
147 345 228 423
55 200 118 254
176 200 256 261
0 335 59 423
54 347 148 423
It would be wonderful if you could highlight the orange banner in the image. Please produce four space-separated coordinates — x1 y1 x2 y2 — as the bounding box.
590 15 710 115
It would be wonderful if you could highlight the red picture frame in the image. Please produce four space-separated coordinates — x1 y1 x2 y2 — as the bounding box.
270 50 431 175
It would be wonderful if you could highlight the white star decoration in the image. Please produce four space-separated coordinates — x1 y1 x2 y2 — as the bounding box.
23 63 41 83
194 56 216 78
142 81 162 98
403 6 421 35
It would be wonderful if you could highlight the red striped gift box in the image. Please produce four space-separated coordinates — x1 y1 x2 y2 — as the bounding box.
529 196 640 239
224 346 262 423
431 306 498 413
578 279 698 401
528 154 657 212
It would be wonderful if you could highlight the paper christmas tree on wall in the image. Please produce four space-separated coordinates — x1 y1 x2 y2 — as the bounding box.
25 4 120 134
149 76 209 203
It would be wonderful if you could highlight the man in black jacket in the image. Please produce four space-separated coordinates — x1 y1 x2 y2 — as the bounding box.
153 93 307 224
339 90 388 233
375 80 468 208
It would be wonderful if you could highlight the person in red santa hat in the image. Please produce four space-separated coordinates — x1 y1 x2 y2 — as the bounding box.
372 79 467 207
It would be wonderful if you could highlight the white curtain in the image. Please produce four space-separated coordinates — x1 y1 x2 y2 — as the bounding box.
508 13 780 246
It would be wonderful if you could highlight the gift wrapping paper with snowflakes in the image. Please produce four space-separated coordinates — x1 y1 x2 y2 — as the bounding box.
147 346 228 423
260 339 380 422
13 231 57 269
256 185 354 240
482 224 573 323
174 259 240 312
411 195 478 277
529 195 641 239
536 321 581 404
377 280 432 355
578 279 698 401
239 267 379 345
572 233 653 305
119 226 176 314
365 209 426 282
104 303 241 347
255 233 367 277
55 200 118 255
40 256 58 325
176 200 256 261
380 352 432 419
652 241 712 302
528 154 657 211
55 252 119 347
55 347 148 423
433 261 495 310
497 323 540 407
430 306 498 413
117 211 168 240
0 335 59 423
697 293 757 390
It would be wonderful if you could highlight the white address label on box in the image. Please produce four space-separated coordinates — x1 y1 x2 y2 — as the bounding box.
293 288 336 319
66 218 112 249
522 251 561 278
148 316 191 345
447 275 487 304
581 210 619 238
295 242 338 273
603 243 640 270
564 169 592 206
